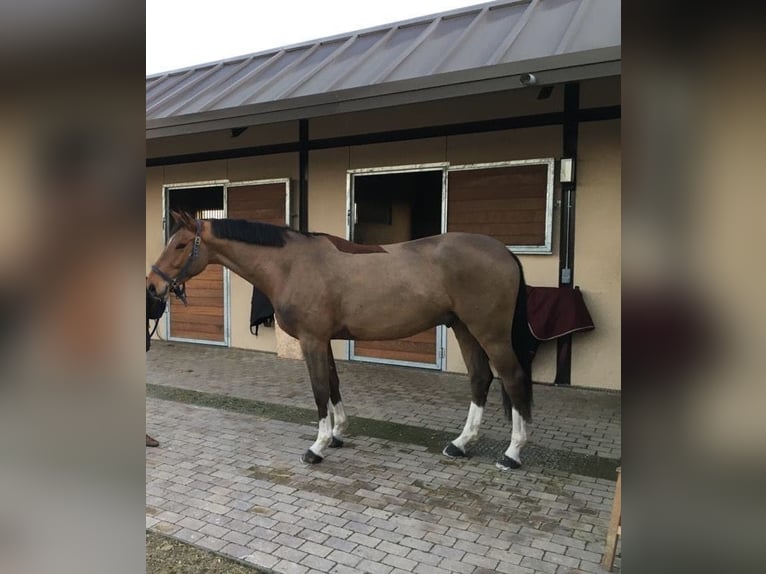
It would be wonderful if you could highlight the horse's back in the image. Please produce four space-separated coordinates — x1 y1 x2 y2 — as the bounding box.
382 231 504 254
388 232 517 273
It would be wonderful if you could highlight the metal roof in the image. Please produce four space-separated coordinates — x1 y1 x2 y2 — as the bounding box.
147 0 620 138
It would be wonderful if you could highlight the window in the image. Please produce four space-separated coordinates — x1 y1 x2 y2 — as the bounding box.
447 159 555 254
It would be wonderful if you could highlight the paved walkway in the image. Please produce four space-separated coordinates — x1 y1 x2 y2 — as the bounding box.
147 341 621 573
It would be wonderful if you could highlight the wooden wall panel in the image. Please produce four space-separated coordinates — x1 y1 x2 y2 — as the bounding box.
228 183 287 225
354 328 437 365
169 264 225 342
448 164 548 246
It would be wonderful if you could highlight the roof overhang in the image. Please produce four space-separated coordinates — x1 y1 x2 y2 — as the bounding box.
146 46 619 140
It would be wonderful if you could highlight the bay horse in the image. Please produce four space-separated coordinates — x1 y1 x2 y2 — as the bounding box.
147 211 534 470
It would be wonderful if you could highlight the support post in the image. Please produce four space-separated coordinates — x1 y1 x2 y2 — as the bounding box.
555 82 580 386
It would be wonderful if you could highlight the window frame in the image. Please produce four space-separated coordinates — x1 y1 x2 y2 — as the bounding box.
447 158 556 254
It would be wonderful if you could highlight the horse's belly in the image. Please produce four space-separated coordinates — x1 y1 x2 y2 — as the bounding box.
341 293 450 341
333 250 454 340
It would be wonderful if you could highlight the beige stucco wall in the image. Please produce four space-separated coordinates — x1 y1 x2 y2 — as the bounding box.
571 119 621 389
580 76 621 109
305 148 350 360
146 78 621 390
146 167 167 340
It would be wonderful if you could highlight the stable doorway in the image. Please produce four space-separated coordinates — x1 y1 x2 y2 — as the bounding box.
163 183 227 345
347 166 445 369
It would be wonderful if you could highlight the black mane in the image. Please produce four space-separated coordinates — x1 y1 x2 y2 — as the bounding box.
209 218 294 247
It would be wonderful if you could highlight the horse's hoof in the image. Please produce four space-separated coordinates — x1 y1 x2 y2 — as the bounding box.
301 450 324 464
329 436 344 448
495 454 521 471
443 442 466 458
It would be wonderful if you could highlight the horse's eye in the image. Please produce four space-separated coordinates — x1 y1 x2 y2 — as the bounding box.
175 243 187 250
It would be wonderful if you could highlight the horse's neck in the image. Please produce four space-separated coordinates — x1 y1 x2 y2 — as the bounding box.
208 239 290 300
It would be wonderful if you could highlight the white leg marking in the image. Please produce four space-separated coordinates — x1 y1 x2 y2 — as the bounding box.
503 407 528 464
309 416 333 458
452 402 484 452
330 401 348 439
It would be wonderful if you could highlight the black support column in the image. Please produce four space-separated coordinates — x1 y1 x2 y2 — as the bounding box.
555 82 580 386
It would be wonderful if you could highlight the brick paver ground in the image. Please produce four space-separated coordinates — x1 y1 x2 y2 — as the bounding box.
147 341 621 573
148 342 620 460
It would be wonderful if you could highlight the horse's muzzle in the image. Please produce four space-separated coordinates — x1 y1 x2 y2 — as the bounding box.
146 280 168 300
148 269 188 306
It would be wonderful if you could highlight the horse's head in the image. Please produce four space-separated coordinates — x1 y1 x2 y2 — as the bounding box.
146 210 211 304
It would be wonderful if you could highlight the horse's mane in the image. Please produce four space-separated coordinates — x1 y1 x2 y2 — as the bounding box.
208 218 301 247
200 218 379 252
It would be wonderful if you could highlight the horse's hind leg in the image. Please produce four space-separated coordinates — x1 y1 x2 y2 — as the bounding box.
481 339 532 471
299 338 333 464
444 320 494 458
327 344 347 448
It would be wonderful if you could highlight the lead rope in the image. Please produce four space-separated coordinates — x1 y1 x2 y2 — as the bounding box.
148 317 162 341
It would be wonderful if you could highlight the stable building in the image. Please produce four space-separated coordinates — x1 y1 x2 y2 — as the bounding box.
146 0 621 390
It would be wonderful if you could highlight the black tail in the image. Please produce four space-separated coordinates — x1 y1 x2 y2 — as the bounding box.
501 252 535 421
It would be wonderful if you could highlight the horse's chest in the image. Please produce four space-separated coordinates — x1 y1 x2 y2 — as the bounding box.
274 299 332 339
274 305 301 338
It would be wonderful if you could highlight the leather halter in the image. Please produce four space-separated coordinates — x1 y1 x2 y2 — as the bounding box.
150 219 202 306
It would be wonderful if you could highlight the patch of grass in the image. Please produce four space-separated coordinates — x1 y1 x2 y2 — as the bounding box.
146 530 265 574
147 383 449 451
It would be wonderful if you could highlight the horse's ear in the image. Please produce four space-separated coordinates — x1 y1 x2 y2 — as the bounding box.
169 210 196 231
180 211 197 230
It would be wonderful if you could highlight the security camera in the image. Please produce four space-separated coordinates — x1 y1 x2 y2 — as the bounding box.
519 73 537 86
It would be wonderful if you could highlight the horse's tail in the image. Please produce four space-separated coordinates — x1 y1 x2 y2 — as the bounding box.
502 252 535 421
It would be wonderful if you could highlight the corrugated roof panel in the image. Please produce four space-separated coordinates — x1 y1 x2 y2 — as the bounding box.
159 54 272 116
289 29 393 97
332 22 432 90
147 63 224 115
439 1 530 72
385 11 480 82
500 0 580 63
207 48 309 109
562 0 620 54
249 40 348 104
146 68 197 101
286 31 380 97
146 75 166 92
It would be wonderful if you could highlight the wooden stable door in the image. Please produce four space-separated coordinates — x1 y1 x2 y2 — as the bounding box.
168 265 225 342
166 185 226 344
353 329 438 365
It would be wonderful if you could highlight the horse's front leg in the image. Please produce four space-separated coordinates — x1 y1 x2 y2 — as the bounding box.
300 338 333 464
328 343 347 448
